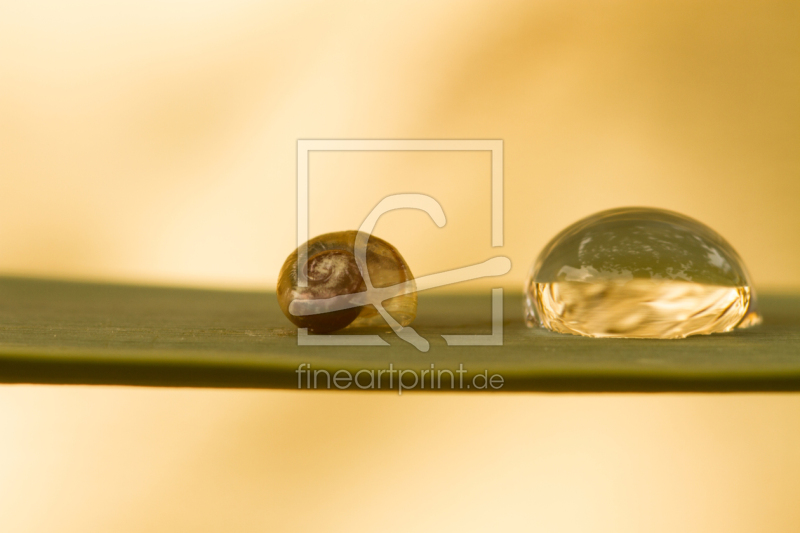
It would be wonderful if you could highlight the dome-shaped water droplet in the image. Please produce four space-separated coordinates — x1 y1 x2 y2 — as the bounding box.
525 208 761 338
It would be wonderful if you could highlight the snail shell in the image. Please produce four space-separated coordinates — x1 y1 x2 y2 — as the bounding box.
277 231 417 333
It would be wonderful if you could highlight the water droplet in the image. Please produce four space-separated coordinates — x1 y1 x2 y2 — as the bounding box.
525 208 761 338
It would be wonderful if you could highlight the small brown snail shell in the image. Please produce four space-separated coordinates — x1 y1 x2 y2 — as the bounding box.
277 231 417 333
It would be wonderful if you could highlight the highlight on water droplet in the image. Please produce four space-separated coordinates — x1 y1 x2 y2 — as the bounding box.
525 207 762 339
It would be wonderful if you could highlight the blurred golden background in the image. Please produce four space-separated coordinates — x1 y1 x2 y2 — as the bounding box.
1 0 797 290
1 0 798 531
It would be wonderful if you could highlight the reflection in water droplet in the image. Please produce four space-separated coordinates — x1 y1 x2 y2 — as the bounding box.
525 208 761 338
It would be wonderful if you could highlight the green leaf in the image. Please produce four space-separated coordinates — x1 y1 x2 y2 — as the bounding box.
1 277 798 392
